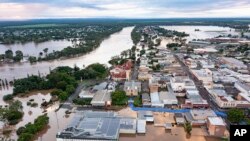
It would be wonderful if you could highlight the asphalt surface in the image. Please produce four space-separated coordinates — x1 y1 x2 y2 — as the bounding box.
174 54 224 112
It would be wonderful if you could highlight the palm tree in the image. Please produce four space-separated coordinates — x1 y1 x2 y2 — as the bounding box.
184 121 192 135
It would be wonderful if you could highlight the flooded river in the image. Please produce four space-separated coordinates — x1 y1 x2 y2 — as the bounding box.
0 40 72 57
0 26 134 81
0 26 134 141
0 25 229 141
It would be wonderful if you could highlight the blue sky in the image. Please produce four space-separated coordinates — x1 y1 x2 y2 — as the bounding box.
0 0 250 20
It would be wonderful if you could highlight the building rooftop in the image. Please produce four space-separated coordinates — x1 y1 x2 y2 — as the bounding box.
124 81 141 90
207 117 225 126
91 90 111 106
57 115 120 140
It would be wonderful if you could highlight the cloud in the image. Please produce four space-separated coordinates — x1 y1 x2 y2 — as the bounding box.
0 0 250 20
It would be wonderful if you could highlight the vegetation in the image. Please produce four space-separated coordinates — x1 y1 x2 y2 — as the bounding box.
227 108 245 123
73 98 92 105
12 63 107 101
131 26 142 45
0 24 124 62
17 114 49 141
184 122 192 135
0 100 23 125
153 26 189 37
133 96 142 107
3 94 14 101
167 43 182 48
111 90 128 106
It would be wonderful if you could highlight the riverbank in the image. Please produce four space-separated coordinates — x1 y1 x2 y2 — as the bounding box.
0 27 134 81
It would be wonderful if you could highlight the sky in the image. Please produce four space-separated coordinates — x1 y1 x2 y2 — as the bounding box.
0 0 250 20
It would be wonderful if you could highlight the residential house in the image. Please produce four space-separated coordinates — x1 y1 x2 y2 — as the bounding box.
110 60 133 81
124 81 141 96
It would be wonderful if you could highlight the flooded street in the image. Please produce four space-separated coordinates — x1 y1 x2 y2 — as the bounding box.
120 124 220 141
161 25 239 42
0 26 134 141
0 26 134 81
0 40 72 57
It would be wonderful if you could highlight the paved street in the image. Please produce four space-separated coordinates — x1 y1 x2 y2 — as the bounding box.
174 54 224 112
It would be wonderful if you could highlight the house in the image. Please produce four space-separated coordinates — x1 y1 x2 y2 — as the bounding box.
207 117 227 137
110 60 133 81
124 81 141 96
91 90 111 107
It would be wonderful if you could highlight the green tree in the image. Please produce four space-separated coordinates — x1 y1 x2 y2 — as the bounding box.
5 50 13 59
133 96 142 107
28 56 37 63
184 122 192 134
14 50 23 62
111 90 128 106
66 85 75 95
227 108 245 123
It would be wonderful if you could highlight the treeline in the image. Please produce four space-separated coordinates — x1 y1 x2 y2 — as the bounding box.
12 63 108 101
131 26 142 45
153 26 189 37
1 25 124 63
0 50 23 62
17 114 49 141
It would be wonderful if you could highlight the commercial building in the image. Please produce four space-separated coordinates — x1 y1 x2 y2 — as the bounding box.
56 112 120 141
191 69 213 88
220 57 247 70
57 111 137 141
185 109 217 126
150 92 164 107
159 91 178 106
207 117 227 137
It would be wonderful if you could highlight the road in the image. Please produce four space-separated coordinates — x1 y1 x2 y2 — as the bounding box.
174 54 224 112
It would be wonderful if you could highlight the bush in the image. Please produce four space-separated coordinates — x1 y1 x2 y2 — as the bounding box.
3 94 13 101
27 102 31 106
31 102 38 107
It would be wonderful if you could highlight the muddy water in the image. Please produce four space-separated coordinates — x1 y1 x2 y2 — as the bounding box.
0 40 72 57
160 25 239 42
0 27 134 81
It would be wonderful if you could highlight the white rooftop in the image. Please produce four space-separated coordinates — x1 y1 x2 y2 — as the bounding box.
207 117 225 126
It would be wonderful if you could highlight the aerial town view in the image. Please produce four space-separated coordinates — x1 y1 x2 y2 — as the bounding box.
0 0 250 141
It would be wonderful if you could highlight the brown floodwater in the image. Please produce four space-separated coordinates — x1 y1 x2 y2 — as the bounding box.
120 124 221 141
0 26 134 81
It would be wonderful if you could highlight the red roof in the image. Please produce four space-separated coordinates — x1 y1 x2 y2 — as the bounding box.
110 60 133 79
